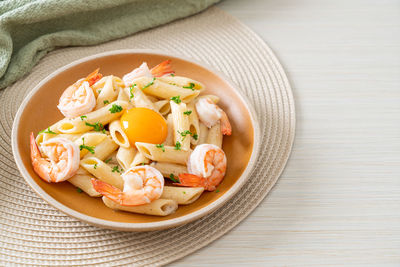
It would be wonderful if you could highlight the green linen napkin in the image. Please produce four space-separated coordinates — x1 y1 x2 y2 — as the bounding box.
0 0 219 89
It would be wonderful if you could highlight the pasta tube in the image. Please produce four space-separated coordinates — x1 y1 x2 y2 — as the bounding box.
95 76 119 110
170 101 190 151
157 76 205 91
102 197 178 216
68 167 101 197
83 136 118 161
187 102 200 145
135 142 192 165
162 186 204 205
150 162 187 178
74 132 107 158
154 100 171 115
80 157 124 189
109 120 130 148
206 121 222 148
116 146 136 171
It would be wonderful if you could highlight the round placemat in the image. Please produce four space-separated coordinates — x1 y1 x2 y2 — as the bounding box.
0 7 295 266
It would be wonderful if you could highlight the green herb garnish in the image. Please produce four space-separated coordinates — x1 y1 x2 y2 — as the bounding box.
183 110 192 116
156 144 165 152
109 104 123 114
215 189 220 193
178 130 192 141
76 188 83 193
169 173 179 183
183 82 195 91
140 163 146 166
142 78 156 89
93 163 98 169
129 84 136 99
111 166 122 173
192 133 198 140
104 158 112 164
79 137 95 154
85 122 105 132
170 73 175 77
170 95 181 104
183 191 186 194
174 141 182 150
103 100 110 105
80 115 87 121
38 127 57 135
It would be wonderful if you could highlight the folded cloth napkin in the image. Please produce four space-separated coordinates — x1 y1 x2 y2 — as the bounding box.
0 0 219 89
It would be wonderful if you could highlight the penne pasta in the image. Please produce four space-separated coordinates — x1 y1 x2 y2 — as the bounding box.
35 118 68 145
135 142 191 165
68 167 101 197
198 122 209 145
74 132 107 158
57 100 129 134
150 162 187 178
80 157 124 189
83 136 118 161
170 100 190 151
206 121 223 148
162 186 204 205
186 102 200 145
154 100 170 115
157 76 205 90
116 146 136 171
109 120 130 148
102 197 178 216
163 114 174 146
125 85 158 112
95 76 119 110
130 151 150 167
135 77 200 103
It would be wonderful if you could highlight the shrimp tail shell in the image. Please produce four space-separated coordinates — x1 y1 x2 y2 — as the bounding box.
150 60 174 77
175 173 208 189
91 178 123 205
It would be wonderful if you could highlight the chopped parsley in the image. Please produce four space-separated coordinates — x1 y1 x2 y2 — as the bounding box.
80 115 87 121
38 127 57 135
183 82 195 91
93 163 98 169
104 158 112 164
85 121 105 133
215 189 220 193
183 191 186 194
174 141 182 150
183 110 192 116
178 130 197 141
170 95 181 104
79 137 95 154
103 100 110 105
76 187 83 193
140 163 146 166
142 77 156 89
98 89 101 94
129 84 136 99
111 166 122 173
109 104 123 113
156 144 165 152
170 73 175 77
192 133 198 140
169 173 179 183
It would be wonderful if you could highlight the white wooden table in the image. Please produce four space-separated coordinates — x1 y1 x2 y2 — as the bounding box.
172 0 400 265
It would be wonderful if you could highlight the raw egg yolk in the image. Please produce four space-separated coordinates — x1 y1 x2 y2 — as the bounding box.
120 108 168 145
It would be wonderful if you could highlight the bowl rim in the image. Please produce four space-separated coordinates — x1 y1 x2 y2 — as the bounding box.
11 49 261 231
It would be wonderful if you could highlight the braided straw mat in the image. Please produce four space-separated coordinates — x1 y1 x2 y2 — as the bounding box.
0 7 295 266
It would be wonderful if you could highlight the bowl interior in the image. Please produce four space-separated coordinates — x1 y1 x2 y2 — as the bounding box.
14 52 254 225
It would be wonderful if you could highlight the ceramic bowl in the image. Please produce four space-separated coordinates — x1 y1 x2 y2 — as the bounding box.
12 49 260 231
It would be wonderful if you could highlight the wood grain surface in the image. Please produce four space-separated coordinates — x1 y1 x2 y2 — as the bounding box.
172 0 400 265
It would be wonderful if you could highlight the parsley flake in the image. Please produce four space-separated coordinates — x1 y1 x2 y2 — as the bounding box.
169 173 179 183
104 158 112 164
38 127 57 135
80 115 87 121
85 121 105 132
129 84 136 99
103 100 110 105
142 78 156 89
93 163 98 169
170 73 175 77
109 104 123 114
79 137 95 154
156 144 165 152
111 166 122 173
170 95 181 104
174 141 182 150
183 191 186 194
76 187 83 193
183 110 192 116
183 82 195 91
215 189 220 193
192 133 198 140
140 163 146 166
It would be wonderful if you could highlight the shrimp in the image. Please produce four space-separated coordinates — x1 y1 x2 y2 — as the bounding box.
176 144 227 191
57 68 102 118
30 132 80 183
91 165 164 206
123 60 174 87
195 97 232 135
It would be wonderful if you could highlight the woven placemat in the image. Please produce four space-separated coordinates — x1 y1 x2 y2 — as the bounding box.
0 7 295 266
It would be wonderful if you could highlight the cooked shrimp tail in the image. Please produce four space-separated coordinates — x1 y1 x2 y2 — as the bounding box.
84 68 103 86
30 132 42 163
175 173 207 188
91 179 123 204
220 110 232 135
150 60 174 77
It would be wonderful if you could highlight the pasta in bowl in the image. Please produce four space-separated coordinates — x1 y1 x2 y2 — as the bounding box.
12 50 259 231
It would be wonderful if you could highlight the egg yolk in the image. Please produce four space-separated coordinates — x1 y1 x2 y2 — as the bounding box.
120 108 167 145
